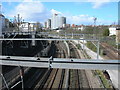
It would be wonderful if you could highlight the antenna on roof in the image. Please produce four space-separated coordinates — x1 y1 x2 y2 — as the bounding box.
93 17 97 27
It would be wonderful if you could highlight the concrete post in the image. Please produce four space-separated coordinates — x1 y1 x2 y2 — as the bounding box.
97 41 100 59
65 69 69 88
83 34 85 54
65 32 66 39
72 33 73 39
31 33 35 46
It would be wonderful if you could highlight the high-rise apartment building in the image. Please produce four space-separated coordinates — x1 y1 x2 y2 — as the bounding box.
47 19 51 29
51 13 59 29
51 13 66 29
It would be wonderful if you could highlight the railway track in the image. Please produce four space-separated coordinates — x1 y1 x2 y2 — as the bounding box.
47 42 66 89
2 41 104 89
33 41 66 89
68 42 90 89
40 41 91 89
58 69 65 89
24 68 48 89
101 42 118 60
1 41 54 89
